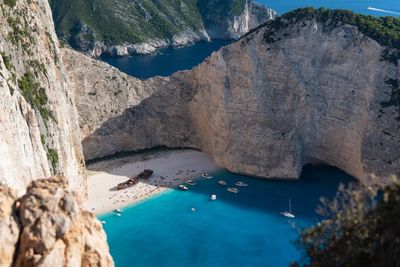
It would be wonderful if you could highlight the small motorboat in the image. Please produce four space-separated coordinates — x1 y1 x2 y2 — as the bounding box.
101 221 106 224
218 180 227 186
227 187 239 193
114 208 123 213
201 173 213 179
116 213 122 217
178 184 188 190
191 207 196 212
185 180 197 186
211 194 217 200
235 181 248 187
280 198 295 218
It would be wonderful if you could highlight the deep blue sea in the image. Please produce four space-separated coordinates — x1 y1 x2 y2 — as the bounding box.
100 165 354 267
102 0 399 79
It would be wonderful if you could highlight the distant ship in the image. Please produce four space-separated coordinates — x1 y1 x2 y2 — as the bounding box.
115 169 153 190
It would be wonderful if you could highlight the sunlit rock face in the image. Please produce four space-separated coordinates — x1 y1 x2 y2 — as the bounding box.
0 0 86 195
0 177 114 267
68 15 399 182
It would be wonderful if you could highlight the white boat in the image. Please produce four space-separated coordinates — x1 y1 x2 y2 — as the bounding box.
178 184 188 190
201 173 213 179
191 207 196 212
185 180 197 186
280 198 295 218
211 194 217 200
218 180 227 186
235 181 248 187
101 221 106 224
227 187 239 194
114 208 123 213
116 213 122 217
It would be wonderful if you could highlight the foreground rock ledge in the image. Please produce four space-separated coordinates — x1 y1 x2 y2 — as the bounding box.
0 177 114 267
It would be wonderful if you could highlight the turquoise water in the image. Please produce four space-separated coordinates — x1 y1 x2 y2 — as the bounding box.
100 165 354 267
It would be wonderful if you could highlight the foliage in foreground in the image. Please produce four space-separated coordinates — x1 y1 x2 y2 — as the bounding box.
292 177 400 267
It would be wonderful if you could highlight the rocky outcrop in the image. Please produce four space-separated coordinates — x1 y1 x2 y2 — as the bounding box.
0 0 86 195
67 10 400 182
0 186 20 267
52 0 276 57
0 177 114 267
202 0 277 39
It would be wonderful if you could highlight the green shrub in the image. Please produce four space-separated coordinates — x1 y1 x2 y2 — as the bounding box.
18 72 55 121
0 52 13 71
4 0 16 8
292 178 400 267
47 148 59 171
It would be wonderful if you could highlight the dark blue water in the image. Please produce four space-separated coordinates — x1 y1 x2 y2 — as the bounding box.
258 0 400 16
100 165 354 267
101 40 231 79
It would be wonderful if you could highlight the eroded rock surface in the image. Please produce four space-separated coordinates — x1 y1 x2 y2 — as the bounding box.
0 177 114 267
0 0 86 195
67 13 400 182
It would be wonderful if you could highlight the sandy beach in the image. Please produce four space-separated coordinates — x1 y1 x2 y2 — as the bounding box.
84 149 220 214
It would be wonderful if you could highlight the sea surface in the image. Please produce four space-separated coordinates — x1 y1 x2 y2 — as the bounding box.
102 0 399 79
101 40 231 79
100 165 354 267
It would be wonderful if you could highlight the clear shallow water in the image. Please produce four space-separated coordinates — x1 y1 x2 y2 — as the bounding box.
101 40 231 79
100 165 354 267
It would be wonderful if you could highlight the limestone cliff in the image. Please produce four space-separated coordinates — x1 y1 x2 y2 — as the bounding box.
51 0 276 57
0 177 114 267
67 9 400 182
0 0 86 195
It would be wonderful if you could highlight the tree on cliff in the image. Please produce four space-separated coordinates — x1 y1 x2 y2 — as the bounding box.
292 177 400 267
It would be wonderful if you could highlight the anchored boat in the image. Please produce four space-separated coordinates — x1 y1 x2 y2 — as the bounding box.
280 198 295 218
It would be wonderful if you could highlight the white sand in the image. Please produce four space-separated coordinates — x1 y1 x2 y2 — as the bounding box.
84 149 220 214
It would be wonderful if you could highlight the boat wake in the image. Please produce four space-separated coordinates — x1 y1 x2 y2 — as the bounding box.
367 6 400 15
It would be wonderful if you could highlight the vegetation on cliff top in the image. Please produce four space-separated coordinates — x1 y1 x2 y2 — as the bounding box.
260 8 400 50
50 0 248 48
292 178 400 267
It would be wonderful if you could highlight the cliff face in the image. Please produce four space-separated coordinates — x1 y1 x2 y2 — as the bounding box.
0 177 114 267
68 11 400 182
51 0 276 57
0 0 86 195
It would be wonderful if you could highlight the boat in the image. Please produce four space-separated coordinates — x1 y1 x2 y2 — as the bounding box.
115 169 154 191
101 221 106 224
280 198 295 218
218 180 227 186
114 208 123 213
185 180 197 186
235 181 248 187
116 213 122 217
178 184 188 190
191 207 196 212
227 187 239 193
201 173 213 179
211 194 217 200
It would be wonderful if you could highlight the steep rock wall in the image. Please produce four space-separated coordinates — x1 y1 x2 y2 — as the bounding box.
0 0 86 195
68 17 400 182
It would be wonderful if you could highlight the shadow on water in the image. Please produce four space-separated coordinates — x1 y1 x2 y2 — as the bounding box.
170 164 354 220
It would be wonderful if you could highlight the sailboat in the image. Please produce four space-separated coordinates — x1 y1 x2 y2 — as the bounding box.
280 198 295 218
